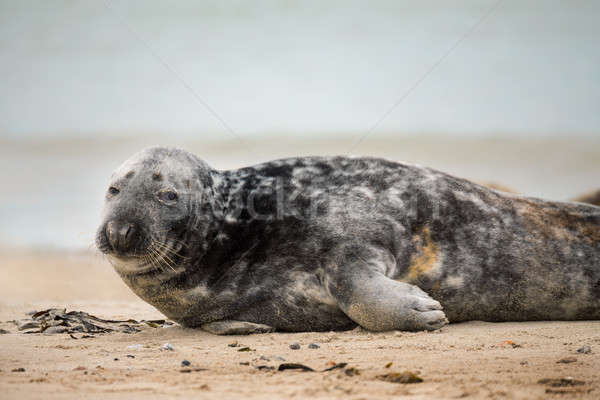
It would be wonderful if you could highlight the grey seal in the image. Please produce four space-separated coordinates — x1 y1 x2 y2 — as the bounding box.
96 147 600 334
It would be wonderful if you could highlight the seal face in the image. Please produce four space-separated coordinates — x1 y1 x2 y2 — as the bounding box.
96 147 217 275
96 147 600 334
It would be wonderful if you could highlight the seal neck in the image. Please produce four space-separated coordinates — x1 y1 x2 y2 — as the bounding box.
186 169 228 261
188 168 271 271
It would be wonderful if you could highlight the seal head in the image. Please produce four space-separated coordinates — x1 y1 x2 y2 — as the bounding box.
95 147 221 276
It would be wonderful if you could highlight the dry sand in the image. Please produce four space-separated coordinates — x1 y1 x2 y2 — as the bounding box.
0 249 598 399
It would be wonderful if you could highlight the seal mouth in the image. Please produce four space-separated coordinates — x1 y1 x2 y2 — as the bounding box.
96 217 189 276
106 254 162 276
105 237 188 277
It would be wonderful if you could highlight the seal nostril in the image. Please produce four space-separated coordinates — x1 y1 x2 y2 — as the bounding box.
117 223 135 247
106 221 114 237
106 221 119 251
121 224 132 240
121 224 135 244
106 220 136 253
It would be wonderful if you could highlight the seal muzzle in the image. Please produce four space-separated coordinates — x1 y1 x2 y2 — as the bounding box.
105 220 140 255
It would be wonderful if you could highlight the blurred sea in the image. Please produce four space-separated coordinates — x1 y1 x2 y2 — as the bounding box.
1 136 598 249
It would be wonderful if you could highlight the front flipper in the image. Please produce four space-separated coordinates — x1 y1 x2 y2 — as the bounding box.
201 320 275 335
327 245 448 331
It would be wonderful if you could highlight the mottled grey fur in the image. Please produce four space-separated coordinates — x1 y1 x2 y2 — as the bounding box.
96 147 600 334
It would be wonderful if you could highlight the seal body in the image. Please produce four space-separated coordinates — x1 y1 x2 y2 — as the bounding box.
96 147 600 333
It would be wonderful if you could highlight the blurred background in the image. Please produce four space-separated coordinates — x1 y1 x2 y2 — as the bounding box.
1 0 599 251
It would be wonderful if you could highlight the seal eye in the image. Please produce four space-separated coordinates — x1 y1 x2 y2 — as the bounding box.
158 190 178 203
108 186 120 196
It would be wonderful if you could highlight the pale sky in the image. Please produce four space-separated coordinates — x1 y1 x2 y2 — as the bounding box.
1 0 599 140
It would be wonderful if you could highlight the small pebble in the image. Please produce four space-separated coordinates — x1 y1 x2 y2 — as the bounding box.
161 343 174 351
576 345 591 354
126 355 135 359
73 366 86 371
289 342 301 350
308 343 320 349
181 360 191 367
0 328 10 334
114 358 119 361
228 341 238 347
278 363 313 372
12 368 26 372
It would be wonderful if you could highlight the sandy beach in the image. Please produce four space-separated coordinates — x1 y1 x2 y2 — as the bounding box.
2 1 600 398
1 135 599 400
1 249 598 400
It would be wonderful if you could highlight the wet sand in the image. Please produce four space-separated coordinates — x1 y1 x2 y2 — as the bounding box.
0 249 598 399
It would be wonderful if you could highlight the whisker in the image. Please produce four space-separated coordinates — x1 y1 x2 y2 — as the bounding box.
156 237 189 250
157 250 178 272
148 249 166 273
153 240 191 260
150 241 177 272
151 250 167 273
148 246 168 273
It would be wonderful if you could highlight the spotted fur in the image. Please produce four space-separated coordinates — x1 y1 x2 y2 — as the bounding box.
96 147 600 333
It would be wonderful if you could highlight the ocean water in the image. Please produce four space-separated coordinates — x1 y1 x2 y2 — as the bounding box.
1 137 599 249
